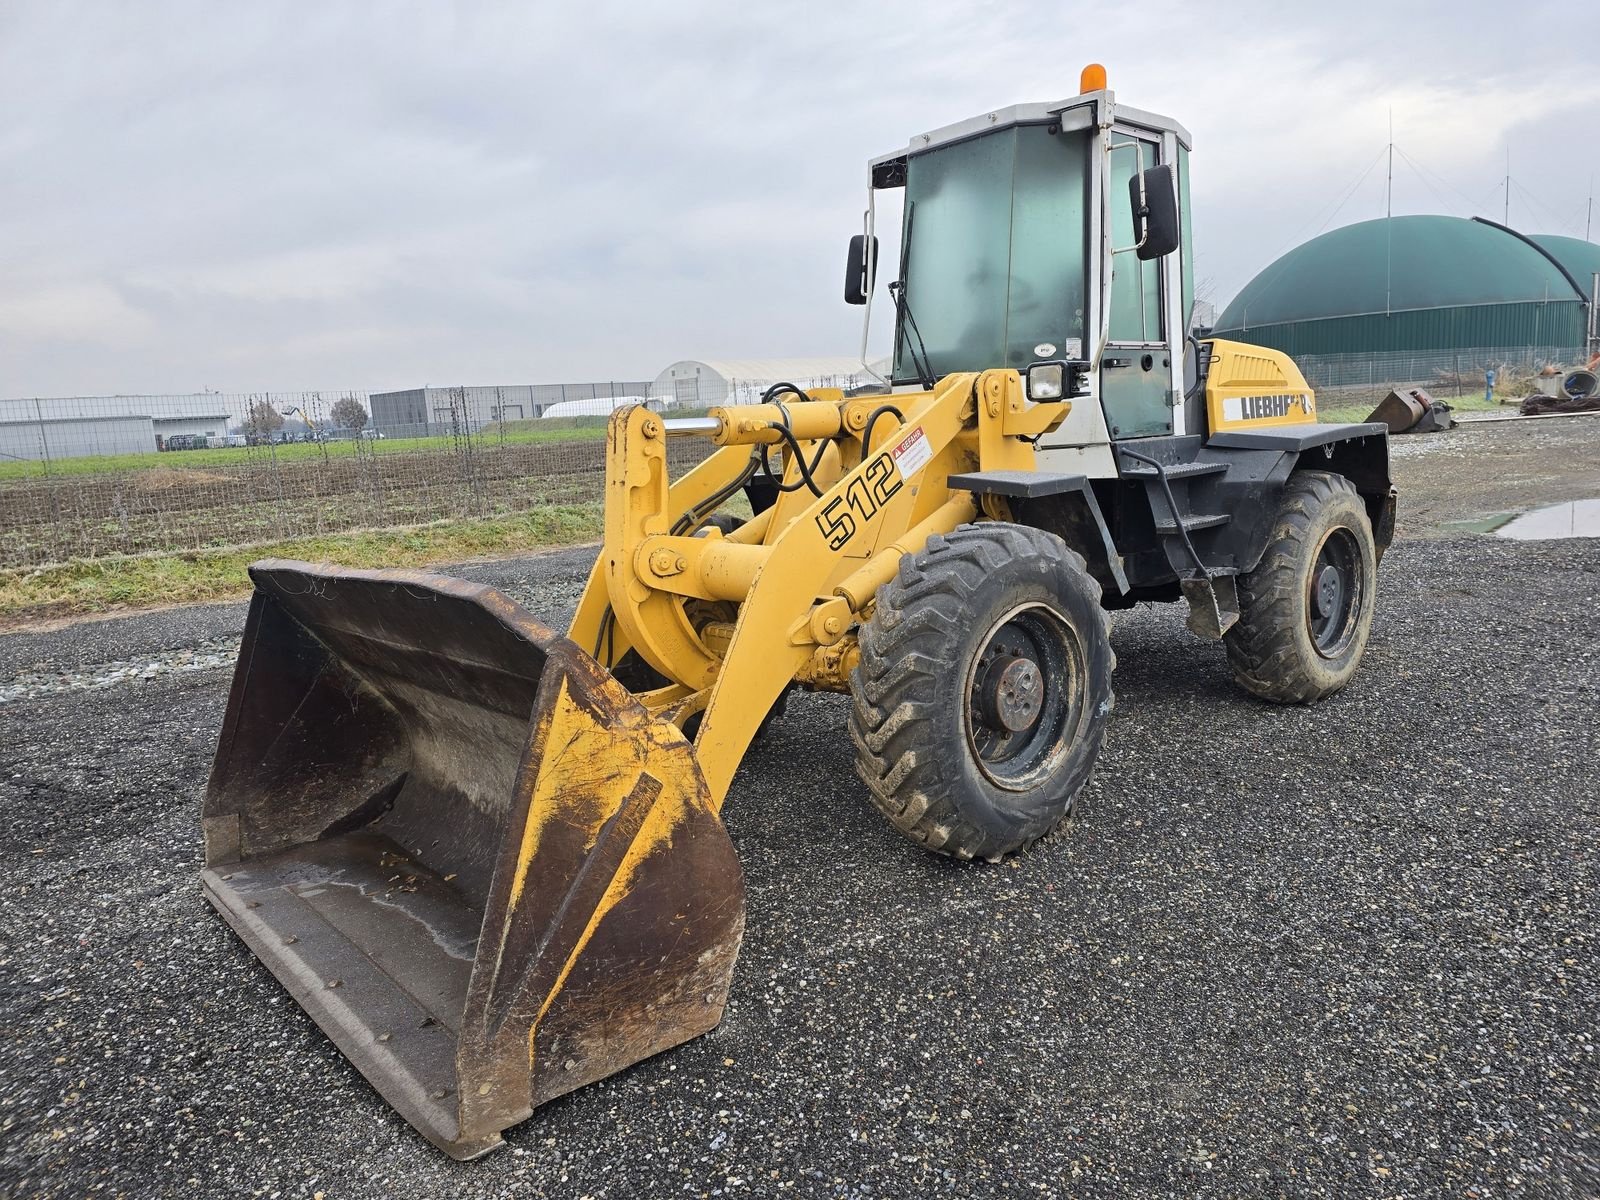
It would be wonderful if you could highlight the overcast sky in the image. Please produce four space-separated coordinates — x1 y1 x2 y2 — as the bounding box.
2 0 1597 397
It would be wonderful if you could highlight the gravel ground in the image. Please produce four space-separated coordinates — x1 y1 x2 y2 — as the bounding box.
1383 416 1599 540
1 426 1598 1199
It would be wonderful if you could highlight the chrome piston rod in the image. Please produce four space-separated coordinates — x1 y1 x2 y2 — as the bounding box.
662 417 722 438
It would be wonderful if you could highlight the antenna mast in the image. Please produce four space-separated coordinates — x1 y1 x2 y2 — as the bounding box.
1385 109 1394 316
1386 110 1394 221
1504 146 1510 226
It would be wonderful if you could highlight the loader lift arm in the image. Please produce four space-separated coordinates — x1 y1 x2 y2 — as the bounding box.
572 370 1070 809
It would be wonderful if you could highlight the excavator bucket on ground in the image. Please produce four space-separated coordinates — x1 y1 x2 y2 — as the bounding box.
200 560 744 1160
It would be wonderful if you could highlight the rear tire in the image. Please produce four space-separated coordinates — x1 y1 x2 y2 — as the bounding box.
849 523 1115 862
1224 470 1377 704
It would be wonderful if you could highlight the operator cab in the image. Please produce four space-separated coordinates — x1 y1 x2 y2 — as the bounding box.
848 65 1197 469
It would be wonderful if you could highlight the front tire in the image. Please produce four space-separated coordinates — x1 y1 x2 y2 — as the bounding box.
848 523 1115 862
1224 470 1377 704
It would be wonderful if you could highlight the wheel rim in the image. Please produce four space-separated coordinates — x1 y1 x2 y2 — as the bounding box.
1307 526 1363 658
963 602 1086 791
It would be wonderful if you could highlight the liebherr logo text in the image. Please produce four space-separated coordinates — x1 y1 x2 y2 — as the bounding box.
814 452 902 550
1237 393 1307 419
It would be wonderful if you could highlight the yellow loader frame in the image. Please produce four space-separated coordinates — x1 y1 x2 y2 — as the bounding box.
570 368 1069 810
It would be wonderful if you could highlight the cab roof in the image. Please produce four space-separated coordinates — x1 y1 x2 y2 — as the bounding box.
869 90 1192 188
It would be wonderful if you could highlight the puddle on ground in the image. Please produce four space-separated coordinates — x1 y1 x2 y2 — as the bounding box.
1477 498 1600 540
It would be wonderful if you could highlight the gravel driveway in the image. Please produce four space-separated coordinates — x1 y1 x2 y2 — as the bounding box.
1 422 1597 1199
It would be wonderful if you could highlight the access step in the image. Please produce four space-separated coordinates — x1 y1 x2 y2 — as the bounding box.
1154 512 1231 535
1121 460 1230 482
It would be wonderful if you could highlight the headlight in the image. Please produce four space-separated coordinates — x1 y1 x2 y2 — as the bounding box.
1026 361 1065 401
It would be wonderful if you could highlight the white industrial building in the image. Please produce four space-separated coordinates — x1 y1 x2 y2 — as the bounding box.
0 396 232 461
368 382 653 431
651 358 884 408
366 362 889 433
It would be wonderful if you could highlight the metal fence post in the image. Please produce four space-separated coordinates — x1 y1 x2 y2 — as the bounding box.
32 397 68 564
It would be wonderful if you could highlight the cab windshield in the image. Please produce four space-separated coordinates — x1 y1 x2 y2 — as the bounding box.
892 124 1090 383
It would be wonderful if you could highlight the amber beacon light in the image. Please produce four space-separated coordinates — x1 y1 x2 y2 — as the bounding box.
1080 63 1107 93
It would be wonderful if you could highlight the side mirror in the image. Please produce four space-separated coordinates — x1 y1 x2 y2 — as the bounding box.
1129 164 1179 261
845 234 878 305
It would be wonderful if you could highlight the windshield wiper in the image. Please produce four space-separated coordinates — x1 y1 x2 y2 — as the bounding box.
892 201 935 391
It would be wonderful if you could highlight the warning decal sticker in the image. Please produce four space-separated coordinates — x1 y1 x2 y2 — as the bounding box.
889 425 932 479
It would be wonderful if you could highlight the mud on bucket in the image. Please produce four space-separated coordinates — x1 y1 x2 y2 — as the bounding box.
200 561 744 1159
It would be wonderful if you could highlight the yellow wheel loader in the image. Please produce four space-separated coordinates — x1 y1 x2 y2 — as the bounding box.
201 67 1395 1158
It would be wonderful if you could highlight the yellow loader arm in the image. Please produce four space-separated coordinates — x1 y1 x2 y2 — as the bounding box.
574 369 1069 808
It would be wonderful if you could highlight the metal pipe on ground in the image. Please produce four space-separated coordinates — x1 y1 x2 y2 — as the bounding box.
1560 369 1598 400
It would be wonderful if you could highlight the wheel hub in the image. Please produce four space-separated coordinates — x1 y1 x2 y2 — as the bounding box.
1313 564 1343 618
1307 526 1364 659
978 655 1043 733
962 602 1087 792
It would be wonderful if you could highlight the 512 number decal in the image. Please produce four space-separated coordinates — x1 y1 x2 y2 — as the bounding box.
814 453 903 550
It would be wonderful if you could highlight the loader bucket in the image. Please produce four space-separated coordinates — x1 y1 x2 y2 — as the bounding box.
200 560 744 1160
1366 388 1427 434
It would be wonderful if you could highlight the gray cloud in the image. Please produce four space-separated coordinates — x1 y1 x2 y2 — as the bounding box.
1 0 1595 395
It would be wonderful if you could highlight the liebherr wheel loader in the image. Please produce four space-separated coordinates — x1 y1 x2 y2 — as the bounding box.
201 66 1395 1158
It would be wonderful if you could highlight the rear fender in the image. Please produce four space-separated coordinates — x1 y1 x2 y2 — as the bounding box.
1298 433 1396 559
1207 423 1395 566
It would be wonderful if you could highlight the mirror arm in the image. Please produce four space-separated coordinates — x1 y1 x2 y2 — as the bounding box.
1131 154 1150 249
858 194 887 384
1109 138 1151 255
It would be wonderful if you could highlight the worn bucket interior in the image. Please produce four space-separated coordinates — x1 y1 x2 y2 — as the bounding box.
201 561 744 1159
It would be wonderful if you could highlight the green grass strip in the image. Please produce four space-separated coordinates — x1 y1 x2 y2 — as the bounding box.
1318 389 1509 426
0 504 602 627
0 422 613 480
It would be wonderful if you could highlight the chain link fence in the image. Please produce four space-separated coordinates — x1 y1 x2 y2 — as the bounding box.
4 350 1589 569
0 387 709 569
1288 345 1584 413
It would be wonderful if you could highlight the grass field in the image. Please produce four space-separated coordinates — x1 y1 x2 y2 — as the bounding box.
0 418 616 481
1319 388 1508 425
0 383 1525 588
0 388 1523 482
0 424 721 569
0 505 604 627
